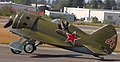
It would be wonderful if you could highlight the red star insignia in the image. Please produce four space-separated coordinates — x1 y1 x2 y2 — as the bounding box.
105 35 116 49
65 31 80 45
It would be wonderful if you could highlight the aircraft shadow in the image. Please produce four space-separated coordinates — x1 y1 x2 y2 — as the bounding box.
30 53 120 61
30 53 82 58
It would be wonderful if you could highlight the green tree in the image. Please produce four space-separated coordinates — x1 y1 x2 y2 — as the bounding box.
40 0 45 4
89 0 98 9
47 0 51 5
65 0 73 7
52 0 64 10
56 0 65 10
111 0 117 6
13 0 31 5
72 0 85 8
104 0 111 9
116 2 120 9
23 0 32 6
85 0 103 9
52 0 85 10
111 0 117 9
85 1 90 8
13 0 24 4
59 0 85 8
97 0 104 9
0 6 16 16
0 0 5 2
104 0 117 10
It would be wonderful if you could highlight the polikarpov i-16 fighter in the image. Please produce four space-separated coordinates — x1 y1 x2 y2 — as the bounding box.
4 11 117 60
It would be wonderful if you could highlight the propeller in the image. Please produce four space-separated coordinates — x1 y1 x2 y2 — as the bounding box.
4 16 13 28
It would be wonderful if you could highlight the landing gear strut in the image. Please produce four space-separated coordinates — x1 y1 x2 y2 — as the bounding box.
9 37 42 54
10 37 43 54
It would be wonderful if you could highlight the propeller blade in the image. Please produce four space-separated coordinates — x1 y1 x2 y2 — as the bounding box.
4 20 13 28
4 16 13 28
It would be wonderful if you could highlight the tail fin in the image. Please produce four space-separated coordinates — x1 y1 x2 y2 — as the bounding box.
91 25 117 54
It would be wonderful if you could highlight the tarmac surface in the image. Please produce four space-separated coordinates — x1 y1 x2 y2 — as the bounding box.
0 45 120 62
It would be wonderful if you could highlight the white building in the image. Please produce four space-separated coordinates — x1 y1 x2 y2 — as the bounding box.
64 7 120 24
31 4 51 8
45 10 75 22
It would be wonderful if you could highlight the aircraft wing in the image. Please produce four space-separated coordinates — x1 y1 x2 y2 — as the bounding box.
9 27 31 38
9 27 72 47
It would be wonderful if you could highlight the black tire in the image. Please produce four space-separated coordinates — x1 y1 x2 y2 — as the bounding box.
10 48 22 54
100 57 105 61
24 44 36 53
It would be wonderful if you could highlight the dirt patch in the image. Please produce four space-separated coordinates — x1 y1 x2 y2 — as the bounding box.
0 16 9 19
0 28 19 44
115 36 120 52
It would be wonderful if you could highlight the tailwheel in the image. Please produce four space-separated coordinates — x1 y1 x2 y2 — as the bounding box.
10 48 22 54
100 57 104 61
24 44 36 53
93 54 104 60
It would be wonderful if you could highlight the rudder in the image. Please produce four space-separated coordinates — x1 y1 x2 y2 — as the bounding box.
91 25 117 54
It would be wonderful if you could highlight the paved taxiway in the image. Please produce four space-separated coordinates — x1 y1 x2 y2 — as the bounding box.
0 45 120 62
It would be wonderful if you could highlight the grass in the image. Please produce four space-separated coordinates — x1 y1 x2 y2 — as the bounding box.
0 16 9 19
0 28 19 44
115 36 120 52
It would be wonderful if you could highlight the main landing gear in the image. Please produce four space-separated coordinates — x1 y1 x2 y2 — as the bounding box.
24 44 36 53
10 37 43 54
10 43 36 54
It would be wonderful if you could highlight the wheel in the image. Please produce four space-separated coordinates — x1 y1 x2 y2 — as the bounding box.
24 44 36 53
100 57 104 61
10 48 22 54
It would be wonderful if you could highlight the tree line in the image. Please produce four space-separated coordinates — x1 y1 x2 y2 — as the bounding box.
2 0 120 10
51 0 119 10
86 0 117 10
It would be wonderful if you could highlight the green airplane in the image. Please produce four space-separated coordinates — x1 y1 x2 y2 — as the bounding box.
4 11 117 60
